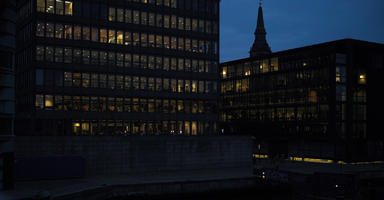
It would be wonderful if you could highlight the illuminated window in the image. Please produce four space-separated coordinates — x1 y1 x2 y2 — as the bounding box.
164 15 170 28
148 34 155 48
116 53 124 67
171 15 177 29
55 24 63 38
82 96 89 111
124 31 132 46
108 97 115 111
56 0 64 14
64 25 72 39
117 8 124 22
171 37 177 49
359 74 367 84
82 50 90 64
164 0 170 7
36 22 45 37
164 36 170 49
73 25 81 40
82 73 89 88
46 22 54 37
64 48 72 63
46 0 54 13
55 47 64 63
73 49 81 64
108 7 116 21
45 46 54 62
148 99 155 113
178 80 184 93
44 95 53 108
91 74 98 88
164 58 170 71
171 0 177 8
108 29 116 43
64 1 73 15
309 90 318 103
141 12 147 25
185 39 191 52
124 76 132 90
192 40 198 52
73 122 81 134
37 0 45 12
100 29 107 43
133 33 140 46
141 33 148 47
163 78 169 91
148 78 155 91
133 11 140 24
124 54 131 67
171 79 177 92
116 31 123 44
125 9 132 23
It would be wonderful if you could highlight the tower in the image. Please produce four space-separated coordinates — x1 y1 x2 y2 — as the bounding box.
250 0 272 58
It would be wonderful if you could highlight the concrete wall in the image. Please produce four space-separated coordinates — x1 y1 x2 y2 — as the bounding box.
15 136 252 178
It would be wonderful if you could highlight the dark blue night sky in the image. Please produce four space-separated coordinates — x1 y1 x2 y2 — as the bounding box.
220 0 384 62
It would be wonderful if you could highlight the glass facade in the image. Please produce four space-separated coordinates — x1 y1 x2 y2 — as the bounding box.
220 41 384 142
15 0 220 136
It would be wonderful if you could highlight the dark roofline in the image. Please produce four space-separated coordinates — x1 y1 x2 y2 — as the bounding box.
221 38 384 65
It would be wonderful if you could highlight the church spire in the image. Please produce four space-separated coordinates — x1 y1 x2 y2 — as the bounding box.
250 0 272 58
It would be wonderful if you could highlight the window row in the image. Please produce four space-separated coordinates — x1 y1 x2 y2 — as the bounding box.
37 0 73 15
35 95 217 114
71 119 217 136
36 69 218 94
35 46 218 73
221 88 328 107
107 8 218 34
37 0 219 17
222 105 329 122
221 58 279 79
36 22 218 55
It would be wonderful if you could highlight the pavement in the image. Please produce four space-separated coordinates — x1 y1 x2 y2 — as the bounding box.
0 168 253 200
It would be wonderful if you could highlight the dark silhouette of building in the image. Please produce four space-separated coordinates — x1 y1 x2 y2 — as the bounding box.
15 0 220 136
249 2 271 58
0 0 16 190
220 3 384 162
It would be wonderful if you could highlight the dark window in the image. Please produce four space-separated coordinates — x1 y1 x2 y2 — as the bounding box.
73 0 82 16
36 69 44 86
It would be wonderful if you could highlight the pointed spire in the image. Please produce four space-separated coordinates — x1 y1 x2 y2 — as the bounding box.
250 0 272 58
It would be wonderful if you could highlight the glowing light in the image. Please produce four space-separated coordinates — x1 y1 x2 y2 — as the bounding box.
359 74 367 84
73 123 80 127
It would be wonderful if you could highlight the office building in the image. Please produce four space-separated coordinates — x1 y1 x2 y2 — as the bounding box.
15 0 220 136
220 4 384 162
